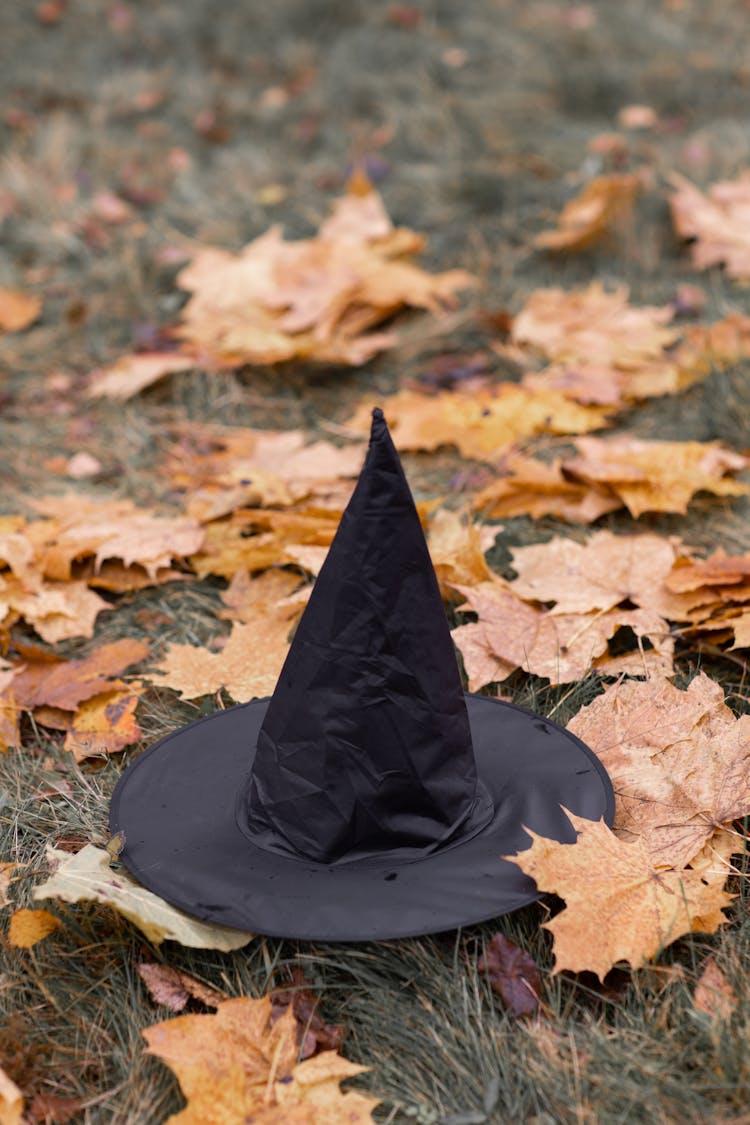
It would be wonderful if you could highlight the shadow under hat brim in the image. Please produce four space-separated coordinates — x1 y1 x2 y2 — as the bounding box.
109 694 615 942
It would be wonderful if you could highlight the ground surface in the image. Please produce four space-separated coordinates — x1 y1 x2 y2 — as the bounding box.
2 1 750 1123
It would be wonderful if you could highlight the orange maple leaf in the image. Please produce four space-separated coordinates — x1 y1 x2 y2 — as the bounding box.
506 813 733 981
143 994 378 1125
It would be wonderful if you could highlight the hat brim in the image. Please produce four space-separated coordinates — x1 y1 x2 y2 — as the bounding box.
109 694 614 941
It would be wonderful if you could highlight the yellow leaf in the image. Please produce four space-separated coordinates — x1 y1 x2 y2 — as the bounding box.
533 173 640 253
506 814 733 981
8 907 60 948
143 994 378 1125
1 577 108 644
63 689 142 762
33 845 253 950
427 509 498 597
564 435 748 518
347 385 609 462
148 617 293 702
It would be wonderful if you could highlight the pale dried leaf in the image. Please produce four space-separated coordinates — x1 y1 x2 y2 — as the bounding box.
34 845 253 949
87 353 195 400
567 674 750 868
509 531 681 615
2 577 108 643
671 171 750 281
453 580 671 688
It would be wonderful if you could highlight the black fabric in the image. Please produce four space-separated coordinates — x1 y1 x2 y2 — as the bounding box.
245 408 481 863
110 693 615 940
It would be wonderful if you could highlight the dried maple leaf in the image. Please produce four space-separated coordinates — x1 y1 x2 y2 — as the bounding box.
192 507 341 580
29 495 204 581
0 1066 23 1125
148 618 293 702
220 568 309 624
533 174 640 252
508 286 749 408
453 580 672 688
675 312 750 379
0 288 41 332
667 549 750 593
671 171 750 281
138 963 225 1013
87 352 196 400
7 907 60 948
0 577 108 644
567 674 750 869
63 689 141 762
563 435 748 518
506 813 733 981
508 531 683 615
513 283 682 407
478 933 541 1018
164 424 362 520
473 452 621 524
33 845 253 949
9 638 148 711
0 518 38 585
347 386 609 462
693 956 737 1023
427 509 498 596
143 994 377 1125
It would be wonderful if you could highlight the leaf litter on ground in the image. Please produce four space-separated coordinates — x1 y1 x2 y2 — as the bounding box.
87 171 474 398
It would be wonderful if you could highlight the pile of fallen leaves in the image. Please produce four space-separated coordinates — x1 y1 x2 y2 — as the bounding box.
87 171 474 398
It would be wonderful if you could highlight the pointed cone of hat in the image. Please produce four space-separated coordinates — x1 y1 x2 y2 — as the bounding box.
241 407 487 864
109 407 615 941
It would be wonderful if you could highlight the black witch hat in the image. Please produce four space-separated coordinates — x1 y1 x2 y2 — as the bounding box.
110 409 614 940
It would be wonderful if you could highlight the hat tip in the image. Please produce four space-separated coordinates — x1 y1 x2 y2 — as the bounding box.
371 406 386 439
